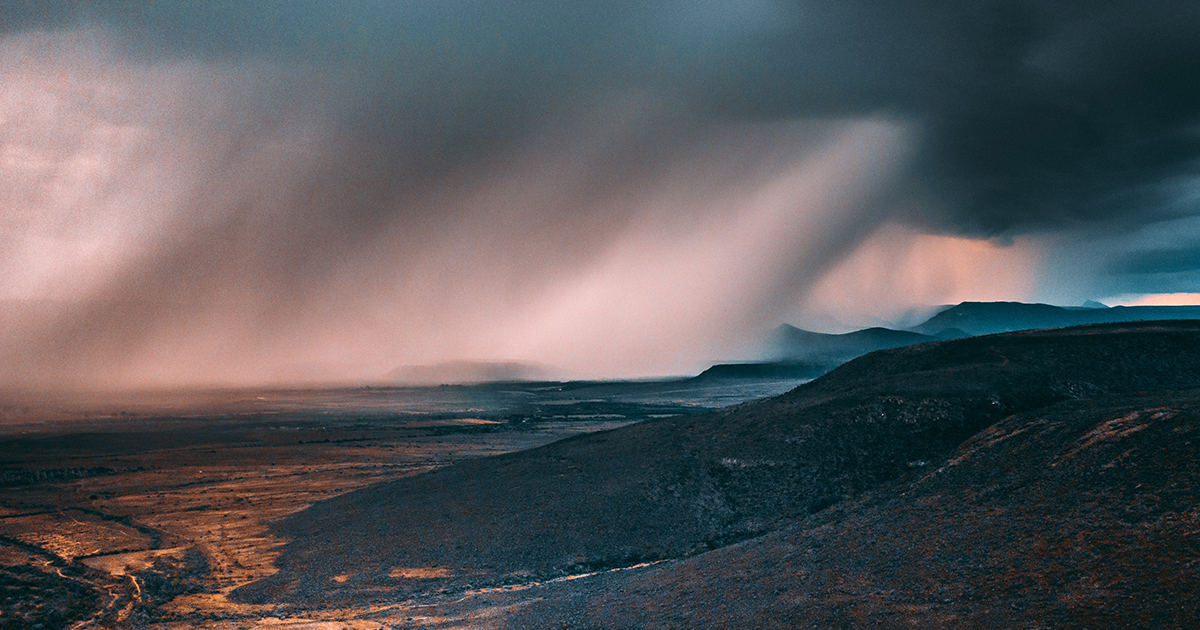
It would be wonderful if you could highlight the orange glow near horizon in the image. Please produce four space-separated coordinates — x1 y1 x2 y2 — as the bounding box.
800 225 1042 329
1114 293 1200 306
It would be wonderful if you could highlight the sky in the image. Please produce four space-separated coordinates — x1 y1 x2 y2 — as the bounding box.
1 1 1199 389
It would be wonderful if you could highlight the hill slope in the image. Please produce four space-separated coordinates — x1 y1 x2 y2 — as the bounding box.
236 321 1200 614
513 389 1200 628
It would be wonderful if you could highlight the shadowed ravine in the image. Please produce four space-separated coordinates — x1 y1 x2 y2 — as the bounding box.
235 321 1200 627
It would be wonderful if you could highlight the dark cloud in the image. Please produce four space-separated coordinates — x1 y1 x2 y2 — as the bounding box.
7 1 1198 233
2 1 1199 387
1111 246 1200 276
915 2 1200 233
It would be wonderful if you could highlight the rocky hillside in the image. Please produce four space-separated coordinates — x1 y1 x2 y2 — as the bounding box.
512 389 1200 628
236 321 1200 628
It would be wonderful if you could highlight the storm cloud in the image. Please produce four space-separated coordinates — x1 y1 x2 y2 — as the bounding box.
2 1 1198 388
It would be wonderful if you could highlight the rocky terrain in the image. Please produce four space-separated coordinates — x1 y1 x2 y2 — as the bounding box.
508 390 1200 629
239 321 1200 628
4 322 1199 628
0 377 799 628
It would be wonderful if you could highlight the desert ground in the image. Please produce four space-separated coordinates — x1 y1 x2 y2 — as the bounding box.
0 377 803 628
5 322 1200 629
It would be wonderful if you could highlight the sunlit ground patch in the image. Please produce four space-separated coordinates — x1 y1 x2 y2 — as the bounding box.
79 546 189 575
388 567 457 579
251 617 387 629
0 510 152 561
403 418 502 428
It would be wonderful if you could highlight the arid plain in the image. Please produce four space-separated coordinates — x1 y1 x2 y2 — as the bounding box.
0 378 800 628
4 323 1200 628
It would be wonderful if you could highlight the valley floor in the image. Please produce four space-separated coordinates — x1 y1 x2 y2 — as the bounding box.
0 377 802 629
5 324 1200 628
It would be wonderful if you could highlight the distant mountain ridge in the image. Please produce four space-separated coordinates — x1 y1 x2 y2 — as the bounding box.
768 301 1200 366
768 326 942 364
692 361 829 381
912 301 1200 336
